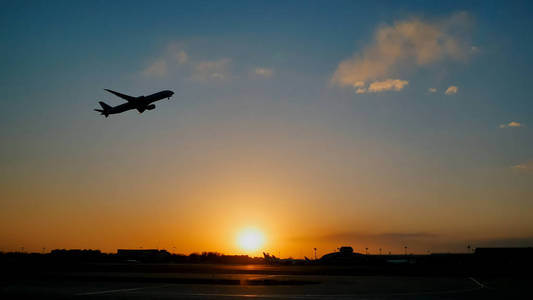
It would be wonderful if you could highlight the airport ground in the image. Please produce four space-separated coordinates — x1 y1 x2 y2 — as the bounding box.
1 263 531 299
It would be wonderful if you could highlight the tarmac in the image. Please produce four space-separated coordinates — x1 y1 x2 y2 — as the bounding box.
1 264 530 299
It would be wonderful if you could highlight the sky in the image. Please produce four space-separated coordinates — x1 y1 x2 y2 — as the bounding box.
1 0 532 257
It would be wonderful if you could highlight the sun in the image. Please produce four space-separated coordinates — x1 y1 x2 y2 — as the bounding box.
237 228 265 252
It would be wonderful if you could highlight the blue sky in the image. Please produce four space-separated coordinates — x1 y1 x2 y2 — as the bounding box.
0 0 532 254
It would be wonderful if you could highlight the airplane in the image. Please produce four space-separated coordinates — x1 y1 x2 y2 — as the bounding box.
94 89 174 117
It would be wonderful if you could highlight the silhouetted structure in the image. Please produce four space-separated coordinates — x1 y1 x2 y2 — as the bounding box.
2 247 533 277
117 249 171 262
319 246 367 264
339 246 354 254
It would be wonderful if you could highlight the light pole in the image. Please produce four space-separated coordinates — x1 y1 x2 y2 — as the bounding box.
404 246 407 255
314 248 317 260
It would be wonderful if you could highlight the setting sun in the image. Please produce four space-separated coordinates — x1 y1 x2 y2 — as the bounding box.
237 228 265 252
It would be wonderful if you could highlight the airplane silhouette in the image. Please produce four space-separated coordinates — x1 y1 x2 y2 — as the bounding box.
94 89 174 117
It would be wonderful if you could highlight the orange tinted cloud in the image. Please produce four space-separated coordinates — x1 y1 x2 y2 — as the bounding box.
367 79 409 93
500 121 523 128
445 86 458 95
332 12 472 88
254 67 274 78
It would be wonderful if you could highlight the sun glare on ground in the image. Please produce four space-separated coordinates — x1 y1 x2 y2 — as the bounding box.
237 228 265 252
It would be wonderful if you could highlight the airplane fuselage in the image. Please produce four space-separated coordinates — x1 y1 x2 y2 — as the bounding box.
108 91 173 114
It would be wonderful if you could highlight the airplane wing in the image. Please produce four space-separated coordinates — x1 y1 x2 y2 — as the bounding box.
104 89 137 102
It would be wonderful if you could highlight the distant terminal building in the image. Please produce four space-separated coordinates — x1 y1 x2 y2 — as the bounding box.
319 246 366 264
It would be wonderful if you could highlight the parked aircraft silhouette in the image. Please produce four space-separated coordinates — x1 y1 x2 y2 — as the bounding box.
94 89 174 117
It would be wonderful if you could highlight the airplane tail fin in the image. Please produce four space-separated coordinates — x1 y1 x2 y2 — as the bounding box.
95 101 111 118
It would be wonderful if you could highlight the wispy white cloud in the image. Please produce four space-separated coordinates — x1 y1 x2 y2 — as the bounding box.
165 43 189 64
142 59 168 78
331 12 472 88
142 44 186 77
499 121 523 128
191 58 231 81
445 85 458 95
254 67 274 78
428 88 437 93
175 50 188 64
141 43 231 81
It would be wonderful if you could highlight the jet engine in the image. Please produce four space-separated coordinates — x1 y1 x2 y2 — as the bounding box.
146 104 156 110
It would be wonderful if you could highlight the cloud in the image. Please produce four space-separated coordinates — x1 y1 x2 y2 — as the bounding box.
428 88 437 93
293 231 438 242
254 67 274 78
499 121 523 128
166 43 189 64
350 79 408 94
191 58 231 81
512 160 533 172
474 236 533 247
142 59 168 77
292 231 533 253
367 79 408 93
175 50 188 64
445 85 458 95
141 43 231 81
142 44 187 77
331 12 472 88
292 232 439 252
356 88 366 94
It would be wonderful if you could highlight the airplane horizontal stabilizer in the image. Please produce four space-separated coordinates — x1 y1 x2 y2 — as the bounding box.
95 102 111 118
